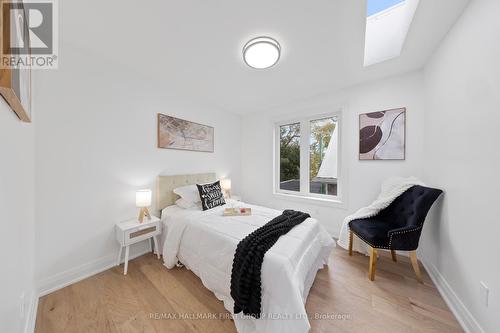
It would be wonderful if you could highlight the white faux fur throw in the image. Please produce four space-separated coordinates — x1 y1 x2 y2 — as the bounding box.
337 177 425 255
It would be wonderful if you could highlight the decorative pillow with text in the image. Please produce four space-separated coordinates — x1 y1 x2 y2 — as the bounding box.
196 181 226 211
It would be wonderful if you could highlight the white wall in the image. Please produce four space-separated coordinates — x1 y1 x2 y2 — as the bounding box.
0 100 35 332
33 42 242 293
241 72 426 236
420 0 500 331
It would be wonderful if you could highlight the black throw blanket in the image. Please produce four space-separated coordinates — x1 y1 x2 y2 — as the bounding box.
230 209 310 318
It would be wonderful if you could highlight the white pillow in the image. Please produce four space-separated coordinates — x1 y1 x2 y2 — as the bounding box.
173 184 200 203
175 198 200 209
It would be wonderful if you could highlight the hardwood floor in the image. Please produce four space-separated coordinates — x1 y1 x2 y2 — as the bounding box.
36 247 462 333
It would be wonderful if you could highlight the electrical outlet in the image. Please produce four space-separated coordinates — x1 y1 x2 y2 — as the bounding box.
20 292 25 319
480 281 489 307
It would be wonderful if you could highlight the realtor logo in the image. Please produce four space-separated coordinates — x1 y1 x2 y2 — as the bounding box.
1 0 58 69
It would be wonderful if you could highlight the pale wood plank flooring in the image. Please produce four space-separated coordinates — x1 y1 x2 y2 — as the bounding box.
36 248 462 332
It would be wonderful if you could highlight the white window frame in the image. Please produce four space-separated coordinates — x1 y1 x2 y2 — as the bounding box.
273 110 344 204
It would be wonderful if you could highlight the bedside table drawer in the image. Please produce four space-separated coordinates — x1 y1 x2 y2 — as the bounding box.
124 221 161 245
129 226 156 238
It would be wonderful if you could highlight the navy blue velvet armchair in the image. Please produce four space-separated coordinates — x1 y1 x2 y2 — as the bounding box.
348 185 443 282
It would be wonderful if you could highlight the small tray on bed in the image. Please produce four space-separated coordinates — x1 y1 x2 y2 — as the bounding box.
223 207 252 216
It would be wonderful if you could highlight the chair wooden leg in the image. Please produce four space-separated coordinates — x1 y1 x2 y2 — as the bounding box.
348 230 353 256
391 250 397 262
409 251 423 283
368 247 377 281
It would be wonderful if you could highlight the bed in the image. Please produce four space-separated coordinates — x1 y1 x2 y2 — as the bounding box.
157 173 335 333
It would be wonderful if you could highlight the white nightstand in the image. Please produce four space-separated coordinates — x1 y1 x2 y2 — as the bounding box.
115 216 161 275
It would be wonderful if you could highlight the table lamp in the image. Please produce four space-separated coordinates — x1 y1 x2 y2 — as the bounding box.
136 189 152 223
220 178 232 198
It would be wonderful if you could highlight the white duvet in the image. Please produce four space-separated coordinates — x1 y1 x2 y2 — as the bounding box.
160 200 334 333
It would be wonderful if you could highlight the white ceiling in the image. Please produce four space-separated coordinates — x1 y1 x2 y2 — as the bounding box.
63 0 470 114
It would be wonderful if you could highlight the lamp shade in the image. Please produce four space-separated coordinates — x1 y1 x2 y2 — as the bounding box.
220 178 232 191
136 189 152 208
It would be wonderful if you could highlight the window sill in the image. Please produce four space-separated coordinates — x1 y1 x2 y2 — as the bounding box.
273 192 347 209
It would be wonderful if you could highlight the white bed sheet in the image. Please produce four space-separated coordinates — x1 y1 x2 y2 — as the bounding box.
160 200 334 333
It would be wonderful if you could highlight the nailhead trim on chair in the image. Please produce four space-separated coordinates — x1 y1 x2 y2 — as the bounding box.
388 226 422 248
352 225 423 250
351 230 391 250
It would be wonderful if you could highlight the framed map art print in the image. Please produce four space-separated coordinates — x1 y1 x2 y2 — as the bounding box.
157 114 214 153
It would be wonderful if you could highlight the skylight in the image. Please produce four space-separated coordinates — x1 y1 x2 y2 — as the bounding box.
364 0 420 67
367 0 405 17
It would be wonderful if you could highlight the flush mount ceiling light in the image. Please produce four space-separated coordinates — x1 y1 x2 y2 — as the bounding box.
243 37 281 69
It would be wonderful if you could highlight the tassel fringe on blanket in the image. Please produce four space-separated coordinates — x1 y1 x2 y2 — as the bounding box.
230 210 310 318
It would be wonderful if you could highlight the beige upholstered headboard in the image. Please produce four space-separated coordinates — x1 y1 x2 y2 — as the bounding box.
157 173 216 210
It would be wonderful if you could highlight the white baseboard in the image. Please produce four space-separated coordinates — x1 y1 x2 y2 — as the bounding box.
419 257 484 333
37 247 151 297
25 246 152 333
24 291 38 333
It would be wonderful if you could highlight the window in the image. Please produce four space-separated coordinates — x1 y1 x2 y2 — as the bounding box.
309 117 337 196
367 0 405 16
279 123 301 192
364 0 420 66
275 113 340 201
